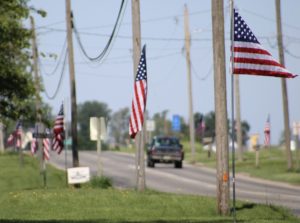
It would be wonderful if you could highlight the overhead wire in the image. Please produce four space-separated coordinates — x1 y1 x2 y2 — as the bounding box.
65 8 211 31
284 48 300 59
242 8 300 32
36 20 65 30
73 0 126 62
41 47 68 100
38 37 67 76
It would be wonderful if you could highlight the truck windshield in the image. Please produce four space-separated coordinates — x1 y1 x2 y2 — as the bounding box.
156 138 179 147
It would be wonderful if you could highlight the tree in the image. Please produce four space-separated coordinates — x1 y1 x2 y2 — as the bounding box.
77 101 111 150
203 111 216 139
110 107 130 147
229 120 251 146
194 112 203 141
152 110 173 137
0 1 36 121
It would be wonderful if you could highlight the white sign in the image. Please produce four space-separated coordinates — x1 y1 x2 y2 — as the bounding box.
90 117 107 141
146 120 155 132
90 117 98 140
67 167 90 184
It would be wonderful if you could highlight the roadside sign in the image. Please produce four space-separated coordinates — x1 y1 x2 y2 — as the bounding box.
64 138 72 146
146 120 155 132
90 117 107 141
202 137 213 145
172 115 181 132
67 167 90 184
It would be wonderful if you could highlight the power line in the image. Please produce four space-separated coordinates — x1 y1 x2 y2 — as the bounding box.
36 20 65 30
191 62 213 81
41 48 68 100
73 0 126 62
38 37 67 76
242 8 300 32
284 48 300 59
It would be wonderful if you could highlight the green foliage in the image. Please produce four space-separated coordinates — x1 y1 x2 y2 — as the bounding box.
89 176 112 189
0 0 37 121
77 101 111 150
110 107 130 146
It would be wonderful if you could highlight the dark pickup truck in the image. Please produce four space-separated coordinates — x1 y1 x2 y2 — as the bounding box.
147 136 184 168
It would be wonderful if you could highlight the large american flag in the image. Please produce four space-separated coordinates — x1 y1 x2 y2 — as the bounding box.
264 115 271 147
129 45 148 139
232 9 296 78
53 104 64 154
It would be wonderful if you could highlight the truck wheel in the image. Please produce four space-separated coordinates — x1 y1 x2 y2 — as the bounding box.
147 159 155 168
174 161 182 168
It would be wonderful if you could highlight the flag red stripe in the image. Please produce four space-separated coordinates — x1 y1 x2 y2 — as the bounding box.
234 58 284 68
138 81 146 107
234 68 296 78
134 82 144 130
131 101 139 136
234 47 271 56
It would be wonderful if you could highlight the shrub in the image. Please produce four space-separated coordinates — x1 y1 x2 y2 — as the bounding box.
90 176 112 189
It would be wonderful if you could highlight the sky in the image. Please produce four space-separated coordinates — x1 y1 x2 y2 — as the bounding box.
27 0 300 145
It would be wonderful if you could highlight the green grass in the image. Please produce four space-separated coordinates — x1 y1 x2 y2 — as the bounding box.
0 152 299 223
180 141 300 185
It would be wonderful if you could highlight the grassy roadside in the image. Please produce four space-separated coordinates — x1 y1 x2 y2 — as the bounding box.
0 152 299 223
180 141 300 185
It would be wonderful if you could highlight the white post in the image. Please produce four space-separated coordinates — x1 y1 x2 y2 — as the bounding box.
97 118 103 177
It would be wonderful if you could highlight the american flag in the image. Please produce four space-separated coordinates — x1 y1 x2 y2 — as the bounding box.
43 129 51 160
264 115 271 147
197 115 206 135
31 129 50 160
7 120 22 148
129 45 148 139
232 9 296 78
31 137 37 155
53 104 64 154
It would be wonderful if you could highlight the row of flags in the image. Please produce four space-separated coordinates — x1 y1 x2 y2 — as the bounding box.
6 104 65 161
5 8 295 151
128 8 295 143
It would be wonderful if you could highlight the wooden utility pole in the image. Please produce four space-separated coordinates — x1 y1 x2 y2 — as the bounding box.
66 0 80 168
211 0 230 215
30 16 41 122
131 0 145 191
31 16 46 182
184 4 196 161
275 0 293 170
235 75 243 162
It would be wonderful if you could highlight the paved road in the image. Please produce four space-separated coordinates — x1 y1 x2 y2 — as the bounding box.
50 150 300 216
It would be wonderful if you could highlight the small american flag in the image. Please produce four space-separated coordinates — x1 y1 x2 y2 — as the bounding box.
264 115 271 147
129 45 148 139
232 9 296 78
197 115 206 135
31 137 37 155
53 104 64 154
43 129 51 160
7 120 22 148
31 129 51 160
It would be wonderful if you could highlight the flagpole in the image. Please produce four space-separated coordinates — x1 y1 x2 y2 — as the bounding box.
64 99 68 186
230 0 237 221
